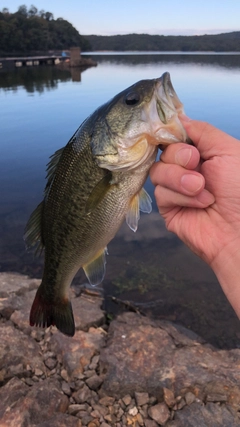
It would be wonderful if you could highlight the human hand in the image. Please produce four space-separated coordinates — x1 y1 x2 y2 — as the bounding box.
150 117 240 310
150 117 240 315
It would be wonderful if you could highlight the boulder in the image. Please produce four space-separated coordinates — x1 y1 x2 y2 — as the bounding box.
100 312 240 408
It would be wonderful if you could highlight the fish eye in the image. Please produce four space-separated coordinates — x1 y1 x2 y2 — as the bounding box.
124 92 140 106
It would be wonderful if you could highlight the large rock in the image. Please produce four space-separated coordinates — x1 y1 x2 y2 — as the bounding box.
10 288 40 332
10 289 105 334
3 272 105 334
0 323 45 382
0 273 40 320
36 413 82 426
0 272 40 296
0 377 29 418
0 378 68 426
72 293 105 331
50 327 106 379
168 401 240 427
100 312 240 408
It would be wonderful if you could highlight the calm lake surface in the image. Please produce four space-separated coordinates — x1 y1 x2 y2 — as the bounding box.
1 53 240 348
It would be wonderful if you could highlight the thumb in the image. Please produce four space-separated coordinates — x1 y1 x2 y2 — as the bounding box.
180 116 239 160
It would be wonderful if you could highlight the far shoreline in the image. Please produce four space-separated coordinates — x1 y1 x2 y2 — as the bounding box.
82 51 240 55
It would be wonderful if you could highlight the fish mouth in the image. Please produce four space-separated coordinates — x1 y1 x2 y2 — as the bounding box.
145 72 192 147
158 72 183 113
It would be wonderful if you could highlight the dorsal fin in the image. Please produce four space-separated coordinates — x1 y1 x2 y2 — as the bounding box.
44 124 85 196
24 146 65 255
44 146 65 195
24 201 44 255
24 141 73 255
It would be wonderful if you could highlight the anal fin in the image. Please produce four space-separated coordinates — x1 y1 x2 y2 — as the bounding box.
83 248 107 286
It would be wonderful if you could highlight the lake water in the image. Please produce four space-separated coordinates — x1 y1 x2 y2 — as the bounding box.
1 53 240 348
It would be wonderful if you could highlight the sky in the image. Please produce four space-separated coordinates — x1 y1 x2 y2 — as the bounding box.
4 0 240 36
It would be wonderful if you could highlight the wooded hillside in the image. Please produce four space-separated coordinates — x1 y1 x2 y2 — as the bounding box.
0 5 90 55
85 32 240 52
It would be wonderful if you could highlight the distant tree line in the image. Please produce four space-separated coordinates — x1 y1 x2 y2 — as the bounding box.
85 32 240 52
1 6 239 56
0 5 91 56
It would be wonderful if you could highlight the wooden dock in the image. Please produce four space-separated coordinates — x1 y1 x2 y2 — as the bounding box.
0 55 64 69
0 48 97 72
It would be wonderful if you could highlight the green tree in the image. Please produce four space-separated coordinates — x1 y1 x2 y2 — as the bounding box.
0 5 91 55
17 5 28 16
28 5 38 16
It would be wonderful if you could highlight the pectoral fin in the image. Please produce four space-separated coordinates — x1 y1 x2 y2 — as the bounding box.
139 188 152 213
85 172 113 214
126 188 152 232
83 248 107 286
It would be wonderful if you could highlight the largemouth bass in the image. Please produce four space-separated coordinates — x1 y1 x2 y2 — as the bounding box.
25 72 190 336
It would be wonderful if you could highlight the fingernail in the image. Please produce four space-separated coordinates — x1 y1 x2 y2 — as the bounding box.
179 113 191 122
176 148 192 167
181 174 204 193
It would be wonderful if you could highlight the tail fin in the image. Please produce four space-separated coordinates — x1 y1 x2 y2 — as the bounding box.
29 284 75 337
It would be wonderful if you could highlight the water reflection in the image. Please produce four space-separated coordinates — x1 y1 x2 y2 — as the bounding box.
0 65 89 93
0 66 71 93
1 54 240 349
2 52 240 95
88 52 240 70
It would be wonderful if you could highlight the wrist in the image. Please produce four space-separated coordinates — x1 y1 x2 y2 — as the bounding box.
211 240 240 318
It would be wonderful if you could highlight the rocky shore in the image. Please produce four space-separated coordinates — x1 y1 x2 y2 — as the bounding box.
0 272 240 426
